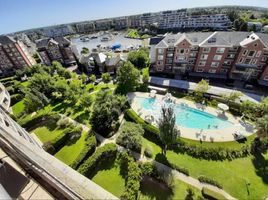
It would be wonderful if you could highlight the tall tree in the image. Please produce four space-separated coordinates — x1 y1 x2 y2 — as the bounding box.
157 106 178 155
222 91 243 105
116 61 140 94
194 79 210 102
256 115 268 137
127 48 149 69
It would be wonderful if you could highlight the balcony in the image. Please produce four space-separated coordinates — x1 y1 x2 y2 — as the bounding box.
235 63 258 71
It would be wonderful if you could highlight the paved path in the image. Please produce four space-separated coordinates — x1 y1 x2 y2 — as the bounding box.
63 114 237 200
150 76 264 103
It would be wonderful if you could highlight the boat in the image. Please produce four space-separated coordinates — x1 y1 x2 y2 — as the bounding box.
81 37 90 42
101 37 111 42
90 36 98 39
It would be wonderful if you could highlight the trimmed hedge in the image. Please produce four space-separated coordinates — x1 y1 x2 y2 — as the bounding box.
198 176 223 189
50 129 71 152
202 187 227 200
10 93 23 106
70 132 97 169
78 143 117 177
124 109 161 145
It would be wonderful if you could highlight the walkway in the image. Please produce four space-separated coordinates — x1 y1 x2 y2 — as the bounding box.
149 76 263 103
63 115 237 200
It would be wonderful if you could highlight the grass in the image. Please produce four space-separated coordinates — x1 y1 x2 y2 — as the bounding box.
55 131 88 165
31 122 65 143
12 99 25 116
142 137 268 200
91 158 125 197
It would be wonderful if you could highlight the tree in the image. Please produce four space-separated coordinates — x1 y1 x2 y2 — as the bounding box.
80 93 92 110
258 97 268 116
194 79 210 102
127 48 149 69
81 73 87 84
256 115 268 137
142 67 149 84
157 106 178 155
222 91 242 105
101 72 112 84
116 61 140 94
81 47 89 55
24 89 49 113
89 74 96 83
116 122 144 152
185 188 195 200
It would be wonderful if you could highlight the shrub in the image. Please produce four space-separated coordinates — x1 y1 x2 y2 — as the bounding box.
144 147 153 158
70 132 97 169
50 129 71 152
116 122 144 152
10 93 23 106
120 152 141 200
202 187 227 200
124 109 161 144
198 176 223 189
78 143 117 177
139 162 158 178
56 117 71 128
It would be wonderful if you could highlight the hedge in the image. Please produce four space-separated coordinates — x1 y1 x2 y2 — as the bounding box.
50 129 71 153
202 187 227 200
124 109 161 145
10 93 23 106
78 143 117 177
70 132 97 169
198 176 223 189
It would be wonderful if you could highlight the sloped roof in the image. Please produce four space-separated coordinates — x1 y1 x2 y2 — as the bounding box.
155 39 168 48
240 32 260 46
0 36 16 45
149 37 164 45
36 37 70 49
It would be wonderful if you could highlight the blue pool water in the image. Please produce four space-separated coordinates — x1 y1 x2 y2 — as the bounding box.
137 97 232 130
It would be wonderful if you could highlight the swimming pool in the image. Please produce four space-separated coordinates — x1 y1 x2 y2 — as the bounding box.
137 97 233 130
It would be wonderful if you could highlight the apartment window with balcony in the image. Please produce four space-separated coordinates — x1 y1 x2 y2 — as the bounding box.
213 55 222 61
167 53 173 57
248 50 256 57
244 58 251 64
256 51 262 57
203 47 210 53
189 59 195 64
198 61 206 66
158 49 164 54
220 69 228 73
211 62 219 68
252 59 258 64
226 54 235 58
200 54 208 60
216 48 225 53
178 55 186 60
239 57 244 63
190 52 197 57
197 68 204 72
177 49 185 54
158 55 164 60
261 57 267 62
209 69 216 73
167 59 173 64
224 60 231 65
242 50 248 56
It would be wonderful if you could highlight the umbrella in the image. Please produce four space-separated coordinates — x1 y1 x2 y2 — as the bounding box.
218 103 229 112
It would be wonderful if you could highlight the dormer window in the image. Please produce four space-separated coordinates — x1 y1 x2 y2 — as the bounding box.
254 43 258 47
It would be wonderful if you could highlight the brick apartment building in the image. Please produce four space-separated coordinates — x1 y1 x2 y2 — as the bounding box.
149 32 268 87
36 37 76 66
0 36 36 76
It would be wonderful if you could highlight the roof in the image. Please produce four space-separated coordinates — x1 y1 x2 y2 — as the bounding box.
0 36 16 45
105 56 120 66
36 37 70 49
240 32 260 46
200 32 232 47
149 37 164 45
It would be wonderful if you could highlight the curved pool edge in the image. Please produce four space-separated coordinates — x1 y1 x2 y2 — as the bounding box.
127 92 256 142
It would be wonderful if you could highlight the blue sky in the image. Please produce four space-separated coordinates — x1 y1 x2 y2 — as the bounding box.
0 0 268 34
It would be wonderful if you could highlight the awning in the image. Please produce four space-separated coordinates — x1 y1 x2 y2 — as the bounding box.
189 72 227 79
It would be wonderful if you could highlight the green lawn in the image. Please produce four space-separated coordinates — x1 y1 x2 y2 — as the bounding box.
91 159 125 197
142 137 268 200
12 99 25 116
31 123 65 143
55 131 89 165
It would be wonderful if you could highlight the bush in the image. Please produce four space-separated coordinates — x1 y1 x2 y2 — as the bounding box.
116 122 144 152
144 148 153 158
202 187 227 200
120 152 141 200
124 109 161 145
139 162 158 178
56 117 71 128
50 129 72 152
78 143 117 177
198 176 223 189
10 93 23 106
70 132 97 169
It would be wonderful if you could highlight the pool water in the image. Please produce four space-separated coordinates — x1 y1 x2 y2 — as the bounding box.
137 97 232 130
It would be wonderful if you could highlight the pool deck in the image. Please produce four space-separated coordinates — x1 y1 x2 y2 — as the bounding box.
128 92 255 142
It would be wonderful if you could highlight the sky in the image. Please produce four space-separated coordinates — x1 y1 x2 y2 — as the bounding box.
1 0 268 34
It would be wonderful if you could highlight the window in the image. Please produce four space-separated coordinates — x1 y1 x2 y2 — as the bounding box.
251 59 257 64
189 59 195 64
157 61 163 65
261 57 267 62
256 51 262 57
177 49 185 54
158 49 164 54
178 55 186 60
224 60 231 65
157 67 164 72
200 54 208 60
242 50 248 56
264 76 268 81
197 68 204 72
203 47 210 53
209 69 216 73
248 50 255 57
167 59 173 64
167 53 173 57
211 62 219 68
198 61 206 66
216 48 225 53
239 57 244 63
226 54 235 58
244 58 251 64
190 52 197 57
158 55 164 60
254 43 258 47
220 69 228 73
213 55 222 61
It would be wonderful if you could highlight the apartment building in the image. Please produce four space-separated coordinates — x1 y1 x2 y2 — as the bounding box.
36 37 76 66
150 31 268 86
75 9 231 33
0 36 36 76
